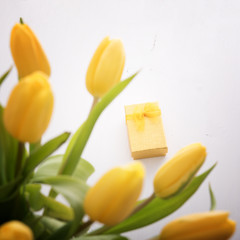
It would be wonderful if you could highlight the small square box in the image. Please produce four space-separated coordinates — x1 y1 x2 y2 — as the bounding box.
125 102 168 159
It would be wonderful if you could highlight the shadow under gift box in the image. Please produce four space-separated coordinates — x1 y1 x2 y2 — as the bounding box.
125 102 168 160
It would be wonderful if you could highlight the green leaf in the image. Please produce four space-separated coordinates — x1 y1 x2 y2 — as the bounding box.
33 155 94 182
30 140 41 154
72 235 128 240
104 164 216 234
63 125 83 168
22 212 47 239
25 183 73 220
59 72 138 176
45 222 73 240
73 158 95 181
25 184 43 211
23 132 70 176
40 216 65 233
0 66 12 86
209 184 216 211
0 177 21 201
42 195 74 221
33 155 63 180
33 175 89 240
0 105 18 183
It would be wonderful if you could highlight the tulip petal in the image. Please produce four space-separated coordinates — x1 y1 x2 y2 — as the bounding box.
154 143 206 198
84 162 144 226
19 88 53 142
4 71 53 143
10 23 50 78
93 39 125 97
25 25 51 76
104 164 216 234
86 36 111 95
0 221 33 240
159 211 236 240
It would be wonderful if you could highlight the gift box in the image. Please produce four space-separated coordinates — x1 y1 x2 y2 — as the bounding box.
125 102 168 159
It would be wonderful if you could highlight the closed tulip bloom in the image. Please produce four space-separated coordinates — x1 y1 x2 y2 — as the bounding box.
159 211 236 240
86 36 125 98
4 71 54 143
10 22 50 78
0 221 33 240
84 162 144 226
154 143 206 198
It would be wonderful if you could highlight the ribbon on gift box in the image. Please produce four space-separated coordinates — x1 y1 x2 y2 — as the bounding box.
126 103 161 130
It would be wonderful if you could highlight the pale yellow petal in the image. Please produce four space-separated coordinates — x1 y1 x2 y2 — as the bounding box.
154 143 206 198
93 39 125 97
86 36 110 96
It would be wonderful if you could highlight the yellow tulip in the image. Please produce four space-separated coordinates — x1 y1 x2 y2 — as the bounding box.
0 221 33 240
86 36 125 98
154 143 206 198
4 71 54 143
84 162 144 226
159 211 236 240
10 21 51 78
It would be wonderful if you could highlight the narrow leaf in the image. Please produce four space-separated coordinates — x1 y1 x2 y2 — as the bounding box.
104 164 216 234
22 213 46 239
0 177 21 201
59 73 138 176
73 158 95 181
209 184 216 211
24 183 74 221
30 141 41 153
0 66 13 86
33 155 94 182
25 184 43 211
42 195 74 221
23 132 70 176
33 175 89 239
45 222 72 240
0 105 18 182
40 216 65 233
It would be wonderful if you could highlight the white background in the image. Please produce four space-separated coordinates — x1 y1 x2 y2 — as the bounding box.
0 0 240 239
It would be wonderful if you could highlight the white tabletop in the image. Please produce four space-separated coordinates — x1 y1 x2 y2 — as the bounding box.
1 0 240 239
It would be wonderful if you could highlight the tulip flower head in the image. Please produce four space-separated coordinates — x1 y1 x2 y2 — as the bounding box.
84 162 144 226
159 211 236 240
0 221 33 240
86 36 125 98
10 20 51 78
154 143 206 198
4 71 54 143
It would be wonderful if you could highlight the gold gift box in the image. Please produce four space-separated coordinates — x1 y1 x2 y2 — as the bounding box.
125 102 168 159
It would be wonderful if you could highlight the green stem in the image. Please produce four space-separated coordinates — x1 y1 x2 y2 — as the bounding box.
30 140 41 154
0 155 7 184
87 193 156 235
88 97 99 117
15 142 24 177
73 219 94 237
130 192 155 216
20 17 24 24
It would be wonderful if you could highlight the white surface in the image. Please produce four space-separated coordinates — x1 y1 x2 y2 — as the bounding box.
1 0 240 239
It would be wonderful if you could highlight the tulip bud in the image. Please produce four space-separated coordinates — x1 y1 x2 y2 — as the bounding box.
84 162 144 226
86 36 125 98
0 221 33 240
154 143 206 198
10 22 51 78
4 71 54 143
159 211 236 240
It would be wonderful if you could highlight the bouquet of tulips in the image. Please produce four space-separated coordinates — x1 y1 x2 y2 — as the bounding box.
0 19 236 240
